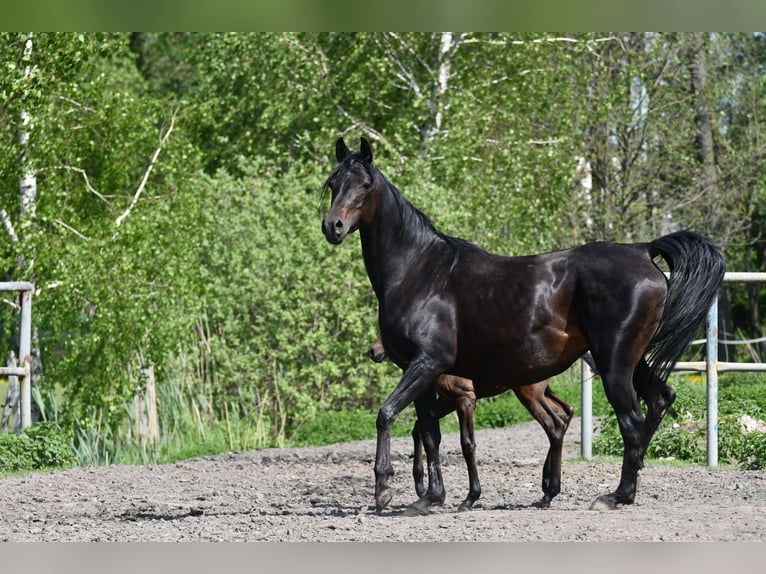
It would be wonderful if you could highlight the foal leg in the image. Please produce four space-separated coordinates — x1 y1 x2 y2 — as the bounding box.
411 419 426 498
541 386 574 504
513 382 573 508
411 395 455 499
455 395 481 511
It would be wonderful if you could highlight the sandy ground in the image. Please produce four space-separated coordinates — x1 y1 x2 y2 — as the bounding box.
1 417 764 542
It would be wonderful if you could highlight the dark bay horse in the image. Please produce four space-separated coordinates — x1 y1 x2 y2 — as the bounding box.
369 335 573 513
322 137 725 514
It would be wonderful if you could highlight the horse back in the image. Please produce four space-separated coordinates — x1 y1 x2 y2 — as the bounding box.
448 240 665 386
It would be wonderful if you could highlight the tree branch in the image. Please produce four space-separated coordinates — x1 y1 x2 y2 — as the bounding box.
39 165 114 209
115 106 178 227
54 218 90 242
0 208 19 243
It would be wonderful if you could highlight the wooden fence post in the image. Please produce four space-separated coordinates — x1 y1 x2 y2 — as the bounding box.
1 351 20 433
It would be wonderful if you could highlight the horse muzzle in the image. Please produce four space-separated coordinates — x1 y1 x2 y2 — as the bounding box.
322 215 352 244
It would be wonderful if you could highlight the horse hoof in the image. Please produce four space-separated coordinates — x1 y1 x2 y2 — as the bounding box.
534 497 551 509
375 489 394 513
590 495 617 511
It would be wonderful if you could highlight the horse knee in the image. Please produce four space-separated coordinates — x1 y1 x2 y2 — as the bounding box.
377 406 396 431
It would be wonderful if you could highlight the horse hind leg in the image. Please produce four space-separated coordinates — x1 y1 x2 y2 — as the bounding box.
633 358 677 459
590 360 646 510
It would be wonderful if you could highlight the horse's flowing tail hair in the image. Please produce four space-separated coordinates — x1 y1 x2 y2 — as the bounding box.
645 230 726 386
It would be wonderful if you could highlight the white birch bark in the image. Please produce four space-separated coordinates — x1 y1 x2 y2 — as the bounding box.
19 34 37 230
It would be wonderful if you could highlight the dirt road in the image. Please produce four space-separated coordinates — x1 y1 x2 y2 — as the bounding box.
1 417 764 542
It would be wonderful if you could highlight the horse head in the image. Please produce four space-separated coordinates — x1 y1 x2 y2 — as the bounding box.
368 334 387 363
322 137 379 244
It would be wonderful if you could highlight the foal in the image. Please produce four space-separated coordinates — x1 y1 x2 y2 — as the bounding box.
368 335 573 512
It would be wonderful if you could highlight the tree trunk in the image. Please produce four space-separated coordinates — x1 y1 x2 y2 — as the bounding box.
17 33 41 423
688 34 720 218
419 32 462 157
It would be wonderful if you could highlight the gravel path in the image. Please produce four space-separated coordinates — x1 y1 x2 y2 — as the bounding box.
1 417 764 542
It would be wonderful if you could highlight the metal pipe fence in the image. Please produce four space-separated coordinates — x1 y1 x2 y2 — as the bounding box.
580 271 766 467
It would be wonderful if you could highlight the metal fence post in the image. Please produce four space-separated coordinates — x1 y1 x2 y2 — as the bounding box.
580 357 593 460
706 299 718 467
19 288 33 429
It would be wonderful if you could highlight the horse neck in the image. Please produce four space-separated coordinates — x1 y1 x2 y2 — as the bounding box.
359 179 439 300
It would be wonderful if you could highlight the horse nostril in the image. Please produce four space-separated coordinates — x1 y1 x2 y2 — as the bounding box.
334 219 344 230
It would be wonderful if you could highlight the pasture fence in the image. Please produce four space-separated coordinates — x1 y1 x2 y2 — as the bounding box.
580 272 766 467
0 282 33 431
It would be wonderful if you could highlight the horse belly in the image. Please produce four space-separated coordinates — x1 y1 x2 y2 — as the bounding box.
457 325 586 388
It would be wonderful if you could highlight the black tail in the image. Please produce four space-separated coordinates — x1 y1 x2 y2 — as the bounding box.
646 230 726 385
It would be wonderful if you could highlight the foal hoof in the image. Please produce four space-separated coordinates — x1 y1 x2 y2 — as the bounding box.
402 503 430 517
402 494 445 516
589 494 618 511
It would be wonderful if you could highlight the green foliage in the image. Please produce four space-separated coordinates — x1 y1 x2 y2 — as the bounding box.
196 159 404 440
0 433 35 473
739 431 766 470
0 422 77 474
291 409 379 447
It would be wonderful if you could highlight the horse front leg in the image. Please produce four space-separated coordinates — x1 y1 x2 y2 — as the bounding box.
403 391 446 516
374 359 442 513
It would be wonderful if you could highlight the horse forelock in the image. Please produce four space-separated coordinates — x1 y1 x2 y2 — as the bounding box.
324 154 376 194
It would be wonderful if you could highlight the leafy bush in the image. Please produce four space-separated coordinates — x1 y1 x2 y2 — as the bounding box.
0 433 35 473
0 422 77 474
739 431 766 470
24 422 78 469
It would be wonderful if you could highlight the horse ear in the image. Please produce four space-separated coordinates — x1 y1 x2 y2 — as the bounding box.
336 137 350 162
360 137 373 162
